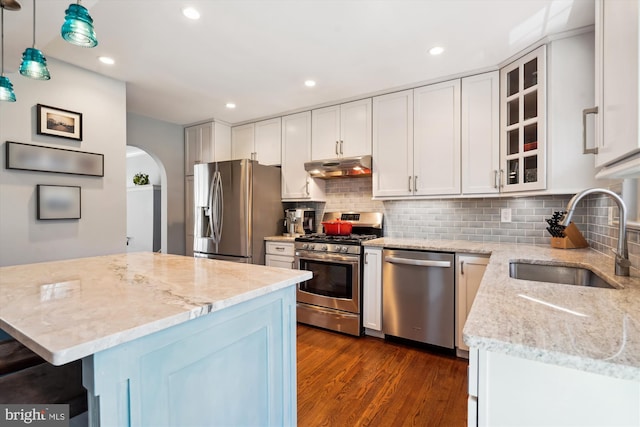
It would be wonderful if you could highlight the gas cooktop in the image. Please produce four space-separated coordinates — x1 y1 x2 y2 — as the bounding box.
295 233 379 245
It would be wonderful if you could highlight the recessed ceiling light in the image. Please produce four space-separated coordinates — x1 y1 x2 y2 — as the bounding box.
226 103 236 109
304 80 316 87
429 46 445 56
182 7 201 20
98 56 115 65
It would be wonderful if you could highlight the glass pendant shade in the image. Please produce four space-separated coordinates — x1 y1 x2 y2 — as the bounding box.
61 3 98 48
0 76 16 102
19 47 50 80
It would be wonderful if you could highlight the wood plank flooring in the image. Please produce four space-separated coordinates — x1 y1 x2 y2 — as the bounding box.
297 324 469 427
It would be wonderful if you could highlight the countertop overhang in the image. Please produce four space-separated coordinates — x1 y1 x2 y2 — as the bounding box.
0 252 312 365
364 238 640 381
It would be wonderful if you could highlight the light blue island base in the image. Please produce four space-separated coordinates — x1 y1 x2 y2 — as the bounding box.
82 286 296 427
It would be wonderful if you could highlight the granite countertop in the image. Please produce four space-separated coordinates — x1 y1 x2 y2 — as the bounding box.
264 235 297 242
364 238 640 381
0 253 312 366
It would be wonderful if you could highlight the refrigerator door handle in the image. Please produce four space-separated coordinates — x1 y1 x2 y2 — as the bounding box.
206 171 215 238
210 170 224 244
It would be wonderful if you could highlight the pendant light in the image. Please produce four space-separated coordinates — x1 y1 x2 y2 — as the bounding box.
19 0 50 80
61 0 98 48
0 5 17 102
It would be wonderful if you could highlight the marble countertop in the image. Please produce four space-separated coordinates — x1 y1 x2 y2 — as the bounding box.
264 235 297 242
364 238 640 381
0 253 312 366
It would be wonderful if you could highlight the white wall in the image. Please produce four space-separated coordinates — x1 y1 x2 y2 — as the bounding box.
0 58 127 267
126 113 185 255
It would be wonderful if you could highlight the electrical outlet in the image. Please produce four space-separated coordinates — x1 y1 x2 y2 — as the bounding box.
501 208 512 223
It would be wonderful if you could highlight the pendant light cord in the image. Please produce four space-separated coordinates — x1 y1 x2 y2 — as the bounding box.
32 0 36 48
1 6 5 76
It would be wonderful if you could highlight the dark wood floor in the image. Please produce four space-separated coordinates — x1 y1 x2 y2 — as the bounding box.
297 324 469 427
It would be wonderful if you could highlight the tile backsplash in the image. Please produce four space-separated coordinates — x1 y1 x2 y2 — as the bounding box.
286 177 638 270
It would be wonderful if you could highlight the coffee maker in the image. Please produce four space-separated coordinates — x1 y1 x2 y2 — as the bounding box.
284 208 315 236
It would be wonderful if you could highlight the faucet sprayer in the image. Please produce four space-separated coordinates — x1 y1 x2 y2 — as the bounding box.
560 188 630 276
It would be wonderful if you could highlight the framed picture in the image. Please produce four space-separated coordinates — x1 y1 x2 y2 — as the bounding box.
37 104 83 141
6 141 104 177
37 185 81 220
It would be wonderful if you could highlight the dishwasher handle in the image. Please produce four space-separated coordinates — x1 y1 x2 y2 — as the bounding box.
384 256 451 268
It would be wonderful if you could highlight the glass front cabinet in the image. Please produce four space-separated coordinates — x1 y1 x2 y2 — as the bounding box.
500 46 546 192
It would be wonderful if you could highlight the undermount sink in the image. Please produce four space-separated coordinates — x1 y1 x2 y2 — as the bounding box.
509 262 616 289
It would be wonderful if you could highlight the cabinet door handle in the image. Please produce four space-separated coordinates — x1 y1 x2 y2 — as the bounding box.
414 176 418 191
408 176 412 192
335 141 339 155
582 107 599 154
460 260 465 275
275 247 285 251
499 169 504 188
340 140 344 155
494 170 499 189
364 252 369 264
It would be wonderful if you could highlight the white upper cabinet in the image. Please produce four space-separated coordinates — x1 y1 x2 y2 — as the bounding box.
232 118 282 165
413 79 461 196
231 123 255 160
593 0 640 169
312 98 372 160
254 118 281 165
500 46 547 192
281 111 325 201
372 89 413 198
184 122 231 176
373 80 460 198
461 71 500 195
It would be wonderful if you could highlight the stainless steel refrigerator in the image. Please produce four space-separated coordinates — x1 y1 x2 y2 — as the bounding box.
193 159 282 264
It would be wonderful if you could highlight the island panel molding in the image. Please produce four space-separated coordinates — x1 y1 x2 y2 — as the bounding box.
36 104 83 141
37 185 81 220
5 141 104 177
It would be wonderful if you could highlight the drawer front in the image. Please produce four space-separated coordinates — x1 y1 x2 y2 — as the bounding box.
265 254 295 269
266 242 294 257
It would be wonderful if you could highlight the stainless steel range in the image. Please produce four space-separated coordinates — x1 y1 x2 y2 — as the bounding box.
295 212 383 336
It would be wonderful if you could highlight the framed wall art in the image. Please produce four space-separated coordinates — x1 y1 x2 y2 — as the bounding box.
6 141 104 177
37 185 81 220
37 104 83 141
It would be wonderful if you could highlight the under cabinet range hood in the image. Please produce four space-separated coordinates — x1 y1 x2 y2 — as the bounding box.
304 155 372 179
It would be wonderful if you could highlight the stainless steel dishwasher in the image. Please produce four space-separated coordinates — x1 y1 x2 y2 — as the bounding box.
382 249 455 348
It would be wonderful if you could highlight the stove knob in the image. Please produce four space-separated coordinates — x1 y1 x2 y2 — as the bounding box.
320 245 328 251
308 244 315 250
341 246 348 253
302 243 309 250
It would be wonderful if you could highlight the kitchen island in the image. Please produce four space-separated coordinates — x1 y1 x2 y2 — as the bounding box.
0 252 312 426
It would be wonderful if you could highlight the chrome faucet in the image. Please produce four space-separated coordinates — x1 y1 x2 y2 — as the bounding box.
560 188 630 276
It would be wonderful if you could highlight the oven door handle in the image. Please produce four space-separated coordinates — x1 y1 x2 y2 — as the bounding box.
384 256 451 268
296 252 360 264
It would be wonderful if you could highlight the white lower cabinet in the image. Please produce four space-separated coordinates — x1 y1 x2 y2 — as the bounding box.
265 241 295 269
468 348 640 427
455 254 489 355
362 247 382 334
185 176 194 257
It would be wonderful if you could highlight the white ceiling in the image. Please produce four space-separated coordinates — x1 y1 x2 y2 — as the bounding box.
2 0 595 126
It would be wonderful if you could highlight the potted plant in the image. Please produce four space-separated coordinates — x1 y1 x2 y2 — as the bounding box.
133 172 149 186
